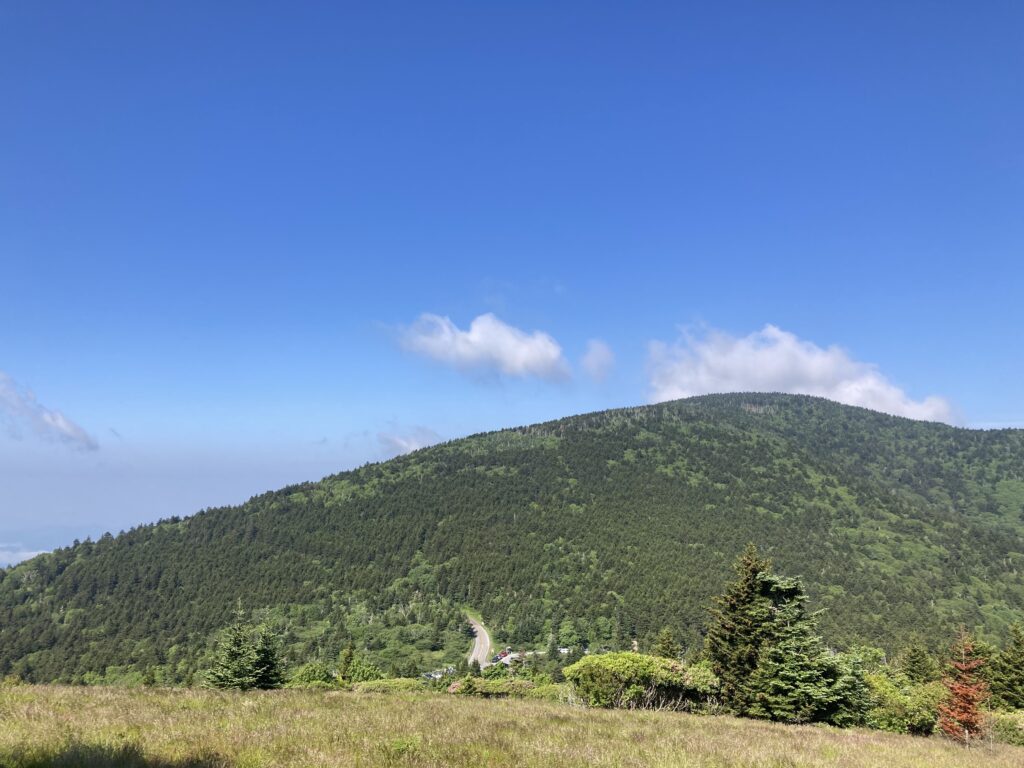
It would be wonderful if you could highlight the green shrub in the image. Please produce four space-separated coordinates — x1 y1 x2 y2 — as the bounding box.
525 671 555 687
523 683 571 702
347 657 384 683
682 660 719 697
352 677 428 694
864 671 944 735
563 652 718 710
990 710 1024 747
453 676 537 698
286 661 338 689
481 663 509 680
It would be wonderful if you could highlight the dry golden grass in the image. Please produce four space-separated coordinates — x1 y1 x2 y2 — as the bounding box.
0 685 1018 767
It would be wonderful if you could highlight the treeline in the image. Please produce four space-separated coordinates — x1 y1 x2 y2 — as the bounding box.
187 545 1024 747
2 393 1024 682
559 547 1022 745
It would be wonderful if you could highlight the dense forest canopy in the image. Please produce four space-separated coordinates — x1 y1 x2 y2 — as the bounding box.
2 393 1024 683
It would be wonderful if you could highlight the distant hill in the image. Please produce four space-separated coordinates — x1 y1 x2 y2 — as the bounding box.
3 393 1024 683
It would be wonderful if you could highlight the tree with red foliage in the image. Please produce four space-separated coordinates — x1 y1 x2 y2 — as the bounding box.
938 627 989 746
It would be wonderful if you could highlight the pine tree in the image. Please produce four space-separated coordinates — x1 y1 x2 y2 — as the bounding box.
652 627 682 660
938 627 989 745
989 623 1024 710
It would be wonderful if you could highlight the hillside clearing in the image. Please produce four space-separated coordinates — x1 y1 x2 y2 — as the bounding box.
1 686 1021 767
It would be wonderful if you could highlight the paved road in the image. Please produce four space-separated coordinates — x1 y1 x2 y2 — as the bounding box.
466 616 491 668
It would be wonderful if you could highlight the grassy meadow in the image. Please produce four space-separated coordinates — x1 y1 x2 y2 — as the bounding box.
1 686 1022 768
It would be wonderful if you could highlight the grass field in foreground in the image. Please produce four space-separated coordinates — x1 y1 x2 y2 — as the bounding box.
1 686 1020 768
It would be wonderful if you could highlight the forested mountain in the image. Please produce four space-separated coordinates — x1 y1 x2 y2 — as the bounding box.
3 393 1024 684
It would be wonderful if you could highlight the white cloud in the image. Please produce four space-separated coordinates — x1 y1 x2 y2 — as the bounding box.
0 546 44 568
400 313 569 380
378 426 443 457
581 339 615 381
647 324 955 423
0 372 98 450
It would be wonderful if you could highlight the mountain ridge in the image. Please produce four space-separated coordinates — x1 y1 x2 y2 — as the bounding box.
3 392 1024 683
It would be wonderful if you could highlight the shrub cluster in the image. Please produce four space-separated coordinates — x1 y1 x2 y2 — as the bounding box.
563 653 716 710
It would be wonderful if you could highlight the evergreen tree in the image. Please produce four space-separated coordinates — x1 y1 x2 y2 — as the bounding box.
564 645 585 666
990 623 1024 710
816 651 872 728
897 639 940 684
336 642 383 683
205 611 260 690
938 627 989 745
545 632 560 661
745 581 835 723
337 641 355 683
706 546 868 724
652 627 682 660
205 609 283 691
252 624 284 689
705 544 778 712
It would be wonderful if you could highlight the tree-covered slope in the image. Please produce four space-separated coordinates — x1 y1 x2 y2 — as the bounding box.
3 393 1024 683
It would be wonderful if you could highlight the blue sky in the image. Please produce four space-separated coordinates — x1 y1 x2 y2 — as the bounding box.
2 2 1022 565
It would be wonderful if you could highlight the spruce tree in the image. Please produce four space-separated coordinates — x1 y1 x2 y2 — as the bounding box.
337 641 355 683
938 627 989 745
816 651 871 728
206 611 260 690
205 608 283 691
252 624 284 689
989 623 1024 710
652 627 682 660
546 632 560 659
706 545 867 724
897 639 940 683
705 544 777 712
745 580 832 722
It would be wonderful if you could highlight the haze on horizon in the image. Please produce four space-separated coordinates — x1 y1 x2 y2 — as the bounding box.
2 2 1022 566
